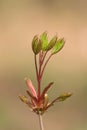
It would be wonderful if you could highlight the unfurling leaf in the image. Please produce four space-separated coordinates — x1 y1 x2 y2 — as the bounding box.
57 92 72 102
46 92 72 110
25 78 37 98
32 35 42 55
46 36 57 51
19 95 28 104
41 82 54 100
40 32 49 51
52 38 65 54
26 90 37 102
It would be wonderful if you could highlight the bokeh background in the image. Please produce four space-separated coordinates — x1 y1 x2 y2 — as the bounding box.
0 0 87 130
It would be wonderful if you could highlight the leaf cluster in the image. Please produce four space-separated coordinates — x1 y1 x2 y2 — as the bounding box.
32 32 65 55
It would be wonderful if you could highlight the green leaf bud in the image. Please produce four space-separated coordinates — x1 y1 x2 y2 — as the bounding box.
40 31 49 51
32 35 42 55
52 38 65 55
46 35 57 51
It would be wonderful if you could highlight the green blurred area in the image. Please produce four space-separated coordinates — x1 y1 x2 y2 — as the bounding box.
0 0 87 130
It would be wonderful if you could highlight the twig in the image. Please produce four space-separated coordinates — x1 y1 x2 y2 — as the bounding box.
38 114 44 130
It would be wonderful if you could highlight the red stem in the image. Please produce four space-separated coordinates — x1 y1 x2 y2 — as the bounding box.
40 54 52 79
39 51 47 77
34 52 52 102
38 51 43 100
38 76 41 100
34 55 38 82
39 51 42 77
34 54 41 100
42 51 47 65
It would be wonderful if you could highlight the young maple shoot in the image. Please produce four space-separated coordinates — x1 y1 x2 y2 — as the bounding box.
19 32 72 130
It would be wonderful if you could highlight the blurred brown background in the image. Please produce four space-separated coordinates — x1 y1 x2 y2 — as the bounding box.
0 0 87 130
